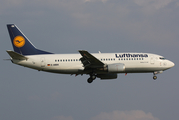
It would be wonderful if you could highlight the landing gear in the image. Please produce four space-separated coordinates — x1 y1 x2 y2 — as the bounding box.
153 75 157 80
153 72 158 80
87 78 93 83
152 71 163 80
87 73 96 83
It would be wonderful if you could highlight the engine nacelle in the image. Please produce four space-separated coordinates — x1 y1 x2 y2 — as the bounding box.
107 63 125 73
97 73 117 79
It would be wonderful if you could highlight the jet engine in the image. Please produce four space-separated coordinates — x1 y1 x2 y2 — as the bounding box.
107 63 125 72
99 63 125 73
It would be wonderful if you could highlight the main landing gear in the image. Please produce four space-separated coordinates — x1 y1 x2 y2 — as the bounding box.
87 73 96 83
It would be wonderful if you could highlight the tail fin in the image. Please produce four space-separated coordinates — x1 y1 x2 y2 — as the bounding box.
7 24 53 55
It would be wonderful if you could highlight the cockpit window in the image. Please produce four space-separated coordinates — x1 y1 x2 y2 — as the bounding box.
159 57 166 60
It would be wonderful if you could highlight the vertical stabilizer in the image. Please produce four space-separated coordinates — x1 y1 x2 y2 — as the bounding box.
7 24 53 55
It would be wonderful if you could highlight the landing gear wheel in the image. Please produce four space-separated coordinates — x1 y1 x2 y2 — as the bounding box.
87 78 93 83
91 75 96 80
153 76 157 80
87 73 96 83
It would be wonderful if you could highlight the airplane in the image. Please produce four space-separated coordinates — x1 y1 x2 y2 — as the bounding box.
6 24 175 83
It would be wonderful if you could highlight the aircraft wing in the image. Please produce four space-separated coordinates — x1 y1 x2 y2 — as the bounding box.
79 50 104 68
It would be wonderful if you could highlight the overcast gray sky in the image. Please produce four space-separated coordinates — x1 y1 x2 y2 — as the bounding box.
1 0 179 120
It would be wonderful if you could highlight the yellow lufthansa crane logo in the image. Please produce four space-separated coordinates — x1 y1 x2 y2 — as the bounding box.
13 36 25 48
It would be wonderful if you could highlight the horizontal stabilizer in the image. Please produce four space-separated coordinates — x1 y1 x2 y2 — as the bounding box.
6 50 28 60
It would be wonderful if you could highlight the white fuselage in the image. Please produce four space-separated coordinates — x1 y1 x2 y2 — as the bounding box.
11 52 175 75
6 24 175 82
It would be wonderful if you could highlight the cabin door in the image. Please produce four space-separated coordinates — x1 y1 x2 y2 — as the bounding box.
150 56 155 64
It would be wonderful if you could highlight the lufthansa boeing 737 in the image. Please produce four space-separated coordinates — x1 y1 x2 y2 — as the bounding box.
6 24 175 83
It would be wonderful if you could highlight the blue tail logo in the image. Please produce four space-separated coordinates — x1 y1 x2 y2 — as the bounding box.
7 24 53 55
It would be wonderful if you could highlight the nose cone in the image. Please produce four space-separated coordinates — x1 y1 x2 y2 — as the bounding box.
169 61 175 68
171 62 175 67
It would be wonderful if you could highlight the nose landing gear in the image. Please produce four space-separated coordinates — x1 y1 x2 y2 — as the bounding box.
153 75 157 80
153 71 163 80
